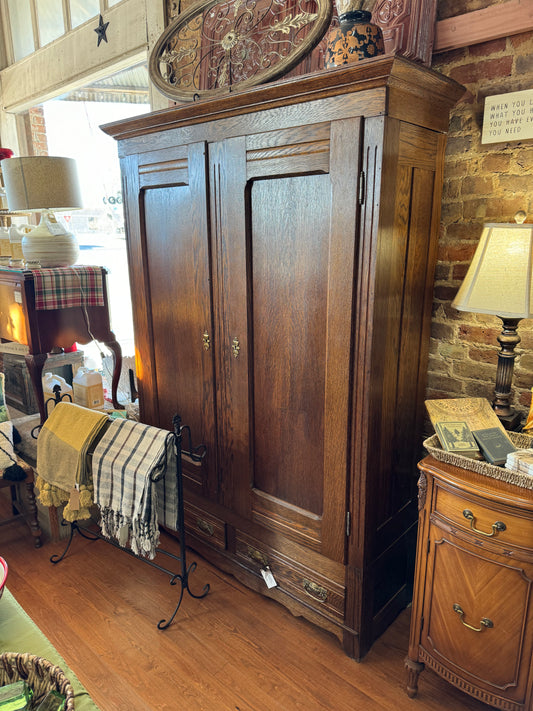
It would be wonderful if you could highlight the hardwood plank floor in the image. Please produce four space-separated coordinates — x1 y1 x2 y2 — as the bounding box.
0 512 494 711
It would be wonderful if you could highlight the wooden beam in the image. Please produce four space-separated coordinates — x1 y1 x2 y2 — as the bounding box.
434 0 533 53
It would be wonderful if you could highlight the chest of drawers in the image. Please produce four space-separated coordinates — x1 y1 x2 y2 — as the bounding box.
405 456 533 710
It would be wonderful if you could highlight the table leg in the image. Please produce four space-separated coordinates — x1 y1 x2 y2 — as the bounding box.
24 353 48 424
104 338 123 409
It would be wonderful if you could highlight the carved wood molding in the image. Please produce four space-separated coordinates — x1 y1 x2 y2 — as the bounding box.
371 0 438 66
434 0 533 53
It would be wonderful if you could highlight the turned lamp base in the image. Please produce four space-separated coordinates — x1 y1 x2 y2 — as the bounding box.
492 317 523 431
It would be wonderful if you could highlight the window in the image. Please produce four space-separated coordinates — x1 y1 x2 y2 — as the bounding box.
35 0 65 46
6 0 34 61
3 0 127 59
70 0 100 29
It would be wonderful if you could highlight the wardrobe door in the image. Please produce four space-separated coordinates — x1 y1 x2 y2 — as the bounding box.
124 142 218 498
212 119 362 562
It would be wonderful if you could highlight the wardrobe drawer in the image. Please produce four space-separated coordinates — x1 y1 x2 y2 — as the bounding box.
433 484 533 549
183 502 226 550
235 532 345 622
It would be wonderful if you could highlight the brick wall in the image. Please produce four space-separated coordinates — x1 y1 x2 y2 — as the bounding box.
428 25 533 428
28 107 48 156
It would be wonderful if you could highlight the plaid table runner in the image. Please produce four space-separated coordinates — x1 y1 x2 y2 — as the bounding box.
33 266 105 310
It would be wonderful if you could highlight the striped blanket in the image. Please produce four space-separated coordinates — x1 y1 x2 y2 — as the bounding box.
92 419 175 559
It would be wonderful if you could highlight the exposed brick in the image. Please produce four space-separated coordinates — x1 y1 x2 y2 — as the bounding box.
518 390 532 408
497 175 533 193
517 353 533 371
434 285 458 302
450 57 513 85
438 342 468 360
428 354 450 373
431 322 456 341
452 263 471 281
516 54 533 75
434 263 452 281
426 375 464 395
437 242 476 262
462 176 494 196
510 31 533 49
440 201 463 223
453 359 495 380
442 178 462 200
462 380 495 399
445 135 473 156
486 198 530 221
462 198 487 219
482 153 511 173
468 346 497 364
445 222 480 241
458 323 500 345
469 38 507 57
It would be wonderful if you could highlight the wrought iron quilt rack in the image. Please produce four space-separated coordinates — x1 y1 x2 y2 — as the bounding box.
49 413 209 629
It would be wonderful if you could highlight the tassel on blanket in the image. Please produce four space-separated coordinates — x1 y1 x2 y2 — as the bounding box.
92 419 170 559
36 402 109 520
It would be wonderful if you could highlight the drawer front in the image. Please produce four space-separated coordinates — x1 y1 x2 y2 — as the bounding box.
183 502 226 551
422 527 533 703
235 532 345 622
434 483 533 550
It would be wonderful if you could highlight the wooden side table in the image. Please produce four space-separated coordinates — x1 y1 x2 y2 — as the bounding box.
405 456 533 710
0 266 122 424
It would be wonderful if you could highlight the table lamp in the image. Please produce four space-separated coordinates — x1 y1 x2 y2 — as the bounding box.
452 211 533 430
2 156 83 268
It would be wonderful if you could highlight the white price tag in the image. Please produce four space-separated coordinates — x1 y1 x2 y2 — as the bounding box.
261 566 277 589
13 290 22 304
45 214 67 236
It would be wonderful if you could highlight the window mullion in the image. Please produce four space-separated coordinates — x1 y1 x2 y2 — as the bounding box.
0 0 14 65
29 0 41 50
63 0 71 31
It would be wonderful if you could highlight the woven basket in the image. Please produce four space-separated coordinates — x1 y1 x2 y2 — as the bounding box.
423 431 533 490
0 653 75 710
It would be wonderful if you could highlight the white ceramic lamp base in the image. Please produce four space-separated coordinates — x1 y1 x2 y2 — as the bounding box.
21 212 79 268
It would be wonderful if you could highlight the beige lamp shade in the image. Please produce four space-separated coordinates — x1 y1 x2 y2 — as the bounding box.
452 222 533 319
2 156 83 212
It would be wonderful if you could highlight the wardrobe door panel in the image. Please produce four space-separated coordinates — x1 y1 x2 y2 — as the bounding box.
139 143 218 497
218 120 361 561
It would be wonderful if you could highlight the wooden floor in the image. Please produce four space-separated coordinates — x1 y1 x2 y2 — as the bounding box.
0 512 494 711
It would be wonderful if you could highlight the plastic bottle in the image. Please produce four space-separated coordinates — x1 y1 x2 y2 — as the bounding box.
72 367 105 410
42 373 73 403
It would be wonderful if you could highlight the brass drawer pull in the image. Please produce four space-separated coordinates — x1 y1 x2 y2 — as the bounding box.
247 546 269 568
196 518 214 536
303 579 328 602
453 603 493 632
232 336 240 358
462 509 506 537
202 331 210 351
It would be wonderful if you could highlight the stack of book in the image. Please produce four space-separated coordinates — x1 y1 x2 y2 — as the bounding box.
505 449 533 474
426 397 517 466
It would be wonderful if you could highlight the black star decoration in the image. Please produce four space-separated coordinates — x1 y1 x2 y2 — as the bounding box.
94 15 109 47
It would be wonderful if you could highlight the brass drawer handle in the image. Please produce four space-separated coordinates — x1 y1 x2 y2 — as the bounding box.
203 331 210 351
247 546 269 568
196 518 214 537
232 336 240 358
453 603 493 632
462 509 506 537
303 579 328 602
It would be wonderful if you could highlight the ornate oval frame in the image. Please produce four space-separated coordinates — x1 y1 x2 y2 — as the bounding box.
149 0 332 102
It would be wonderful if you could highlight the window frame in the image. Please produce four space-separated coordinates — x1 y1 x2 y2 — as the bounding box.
0 0 133 64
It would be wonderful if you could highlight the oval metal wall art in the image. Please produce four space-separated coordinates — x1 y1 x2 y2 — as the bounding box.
149 0 333 102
